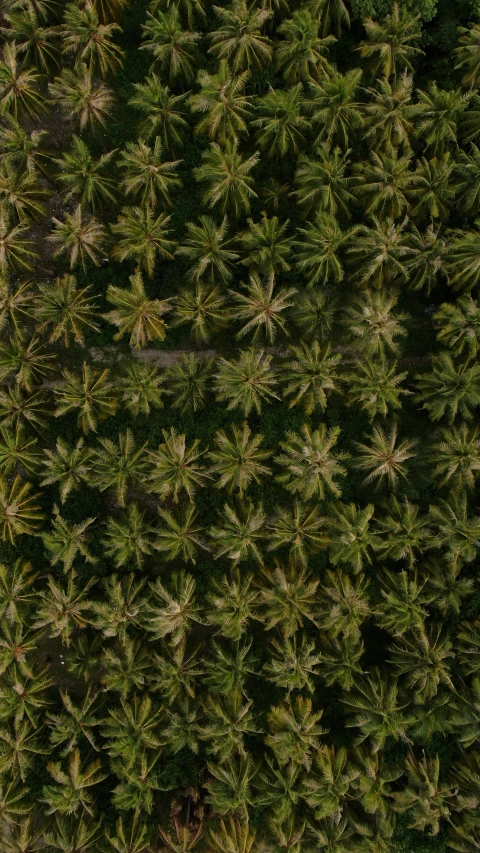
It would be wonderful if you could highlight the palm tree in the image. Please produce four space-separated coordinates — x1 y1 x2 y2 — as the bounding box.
318 570 370 642
48 66 114 129
0 275 35 335
307 0 349 38
256 561 319 637
276 10 335 83
416 352 480 422
264 634 322 694
150 0 207 29
0 203 37 272
253 85 308 157
104 270 171 348
407 155 455 221
214 348 279 416
393 752 455 834
0 423 40 475
177 215 238 284
416 83 469 155
54 363 117 433
261 176 290 212
390 625 454 701
353 423 417 491
98 636 150 697
0 42 45 119
205 638 257 696
341 290 408 357
328 503 378 572
148 427 208 502
281 340 340 414
194 141 259 218
255 756 302 825
165 353 213 413
144 571 202 645
81 0 131 24
343 670 413 753
425 556 473 616
430 422 480 493
119 138 182 209
0 475 43 543
375 568 431 636
0 716 49 781
210 500 266 565
205 755 256 816
33 573 95 648
275 423 348 500
128 75 189 151
206 569 257 641
239 213 293 274
267 501 327 567
292 287 337 342
189 62 254 145
346 357 409 421
0 162 47 222
111 206 176 277
201 689 258 761
230 272 295 344
90 429 148 507
1 7 59 72
208 422 271 496
358 2 423 81
154 505 207 564
42 748 106 817
41 507 96 573
318 634 364 692
0 333 54 391
172 282 228 344
446 226 480 293
266 695 326 771
429 494 480 564
294 212 356 287
452 145 480 215
105 815 151 853
305 67 362 150
352 149 414 219
48 205 108 270
61 1 125 76
293 145 356 219
41 437 92 504
434 295 480 359
118 362 168 417
209 1 272 73
42 815 103 853
101 694 163 767
34 274 100 348
375 496 431 567
348 216 413 288
207 815 257 853
0 386 49 431
53 136 117 211
363 74 421 153
455 22 480 88
90 573 146 641
407 220 447 293
141 8 199 85
301 745 358 822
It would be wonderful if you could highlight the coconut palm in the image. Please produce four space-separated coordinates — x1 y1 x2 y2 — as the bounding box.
276 423 347 501
61 2 125 76
452 145 480 215
416 352 480 422
41 748 106 817
429 494 480 564
208 422 271 496
239 213 293 273
281 341 340 414
317 570 371 642
455 22 480 88
0 162 47 221
1 8 59 72
256 561 319 637
0 115 50 177
434 295 480 359
305 67 362 150
166 353 213 413
90 429 148 507
0 386 49 431
358 2 423 81
118 362 168 417
119 138 182 209
294 212 357 286
205 639 257 697
425 556 474 616
362 74 422 153
0 42 45 118
317 634 363 691
253 85 308 157
230 272 295 344
351 150 414 219
0 204 37 272
209 1 272 73
207 815 257 853
141 8 199 85
261 176 290 212
293 145 356 219
209 501 266 566
255 756 302 825
353 423 417 491
34 274 100 348
0 475 43 543
346 357 409 421
292 287 337 342
189 61 253 145
90 573 146 641
150 0 207 29
430 422 480 493
307 0 349 38
201 689 258 761
266 695 326 771
33 573 95 648
206 570 257 641
41 437 92 504
144 571 202 645
128 75 189 151
343 670 413 753
375 569 431 636
0 423 40 476
154 505 207 564
0 717 49 781
54 363 117 433
172 282 228 344
348 216 413 288
194 141 259 218
446 225 480 293
407 220 447 294
101 694 163 768
390 627 454 701
0 275 35 335
300 745 358 822
214 348 279 416
407 155 455 221
53 136 117 211
267 501 327 567
48 205 108 270
81 0 130 23
276 10 335 83
148 427 208 502
328 502 379 573
111 206 176 277
341 289 408 357
104 270 171 348
177 215 238 284
48 66 114 129
0 333 54 391
416 83 469 155
41 507 96 573
42 816 102 853
375 497 431 567
264 634 322 694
